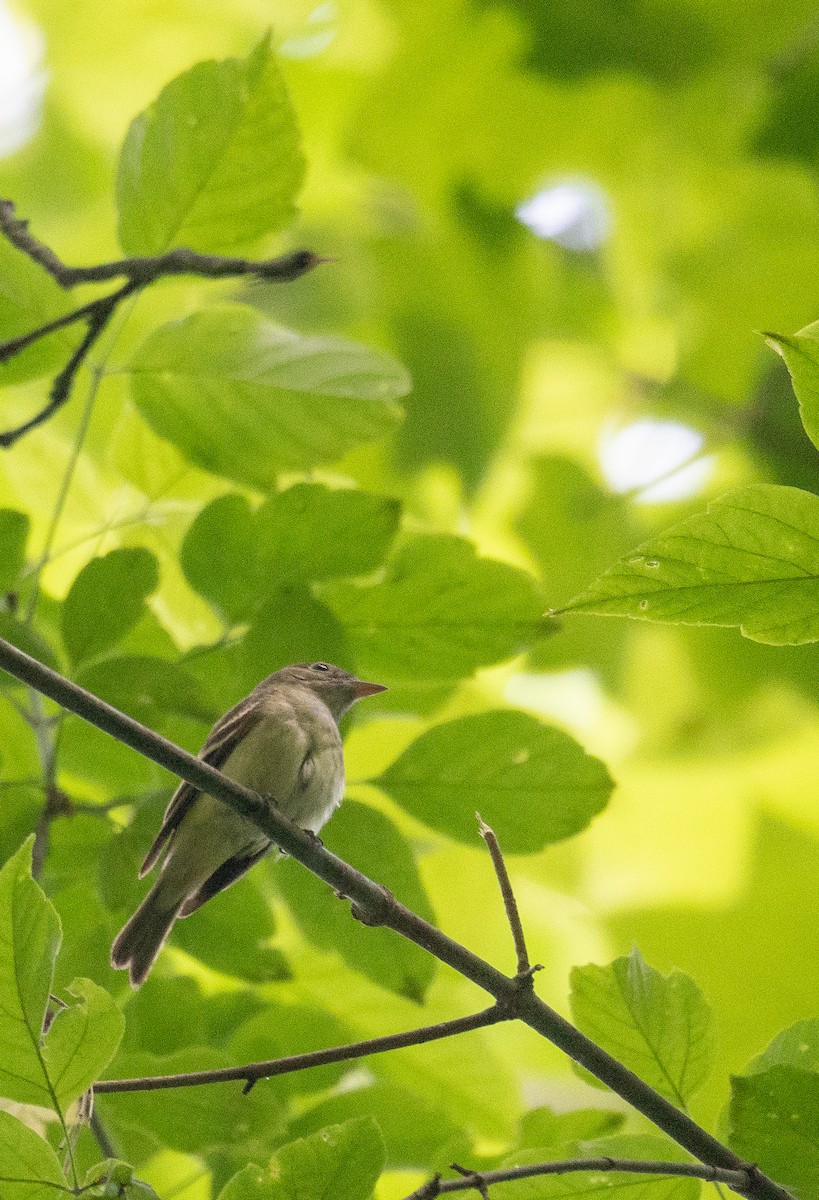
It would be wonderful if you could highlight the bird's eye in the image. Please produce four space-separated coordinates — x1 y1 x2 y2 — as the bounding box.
312 662 330 672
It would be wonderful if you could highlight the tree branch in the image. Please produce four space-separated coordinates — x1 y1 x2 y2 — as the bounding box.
94 1007 506 1096
0 198 324 447
0 635 793 1200
477 816 536 980
403 1158 756 1200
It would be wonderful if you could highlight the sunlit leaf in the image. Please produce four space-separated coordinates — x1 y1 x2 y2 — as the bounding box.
766 323 819 455
61 548 160 666
0 1109 66 1200
730 1067 819 1200
563 485 819 644
116 37 304 255
129 307 408 489
377 711 613 852
570 949 713 1107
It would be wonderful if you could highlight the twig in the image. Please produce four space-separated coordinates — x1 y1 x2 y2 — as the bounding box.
402 1158 756 1200
0 198 324 447
94 1007 506 1096
0 635 793 1200
477 816 536 980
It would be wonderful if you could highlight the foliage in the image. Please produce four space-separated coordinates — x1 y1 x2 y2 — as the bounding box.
0 2 818 1198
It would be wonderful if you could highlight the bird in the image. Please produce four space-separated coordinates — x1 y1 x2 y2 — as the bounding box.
111 662 386 986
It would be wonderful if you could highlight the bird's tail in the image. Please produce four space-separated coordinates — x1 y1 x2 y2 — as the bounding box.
111 877 184 988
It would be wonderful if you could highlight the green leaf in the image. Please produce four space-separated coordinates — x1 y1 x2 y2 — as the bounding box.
562 485 819 645
321 534 545 680
61 548 160 666
238 587 353 690
0 511 29 594
569 949 713 1108
100 1047 285 1155
766 323 819 454
0 240 78 387
276 800 437 1001
729 1067 819 1200
128 307 408 490
44 977 124 1108
116 37 304 255
744 1018 819 1074
517 1107 625 1150
499 1134 700 1199
0 1108 66 1200
0 614 59 676
377 711 612 852
229 1001 356 1101
181 485 401 622
0 840 122 1113
217 1119 385 1200
77 655 217 725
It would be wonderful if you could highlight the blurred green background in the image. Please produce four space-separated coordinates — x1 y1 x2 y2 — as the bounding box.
2 1 819 1196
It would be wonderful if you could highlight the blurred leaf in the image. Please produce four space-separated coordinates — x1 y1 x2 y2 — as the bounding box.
171 873 290 984
276 800 436 1001
217 1119 385 1200
285 1081 471 1170
129 307 408 490
77 655 217 725
729 1067 819 1200
377 710 612 852
0 614 59 674
61 548 160 667
766 323 819 455
44 976 124 1108
322 534 545 680
101 1047 285 1155
0 839 122 1112
0 1108 66 1199
181 485 401 622
563 485 819 645
0 510 29 594
570 949 713 1107
116 37 304 255
238 587 353 689
0 239 78 387
744 1018 819 1074
517 1107 625 1149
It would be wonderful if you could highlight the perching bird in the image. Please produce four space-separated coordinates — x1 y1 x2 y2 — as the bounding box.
111 662 386 986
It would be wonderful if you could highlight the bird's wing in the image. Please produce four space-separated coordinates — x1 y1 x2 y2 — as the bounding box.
177 842 272 916
139 692 266 877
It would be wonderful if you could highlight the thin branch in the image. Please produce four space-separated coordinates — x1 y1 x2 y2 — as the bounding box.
0 635 793 1200
95 1006 506 1096
402 1158 756 1200
477 816 535 980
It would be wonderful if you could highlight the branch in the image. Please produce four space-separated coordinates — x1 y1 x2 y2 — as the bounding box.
95 1007 506 1096
477 816 536 980
0 636 792 1200
403 1158 756 1200
0 198 324 447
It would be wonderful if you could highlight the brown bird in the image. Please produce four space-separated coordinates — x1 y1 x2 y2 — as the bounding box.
111 662 386 986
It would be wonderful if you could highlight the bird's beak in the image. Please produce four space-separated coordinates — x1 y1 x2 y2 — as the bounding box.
352 679 388 699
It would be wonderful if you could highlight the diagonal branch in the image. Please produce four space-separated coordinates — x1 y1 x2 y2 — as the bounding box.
94 1007 506 1096
403 1157 756 1200
0 635 793 1200
477 815 537 980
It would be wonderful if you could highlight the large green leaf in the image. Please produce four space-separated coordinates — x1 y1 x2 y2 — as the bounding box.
0 1109 66 1200
77 655 217 725
0 840 123 1112
562 485 819 644
321 533 545 679
180 484 401 622
217 1119 385 1200
275 800 436 1001
377 710 612 852
128 307 408 490
61 548 160 666
766 323 819 454
228 1001 356 1101
116 37 304 255
569 949 713 1108
0 240 77 387
730 1067 819 1200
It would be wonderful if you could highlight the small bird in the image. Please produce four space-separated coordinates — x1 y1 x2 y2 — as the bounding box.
111 662 386 986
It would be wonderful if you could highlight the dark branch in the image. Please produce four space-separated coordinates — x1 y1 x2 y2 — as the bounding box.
0 635 793 1200
477 816 536 980
403 1158 757 1200
95 1007 506 1096
0 198 325 447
